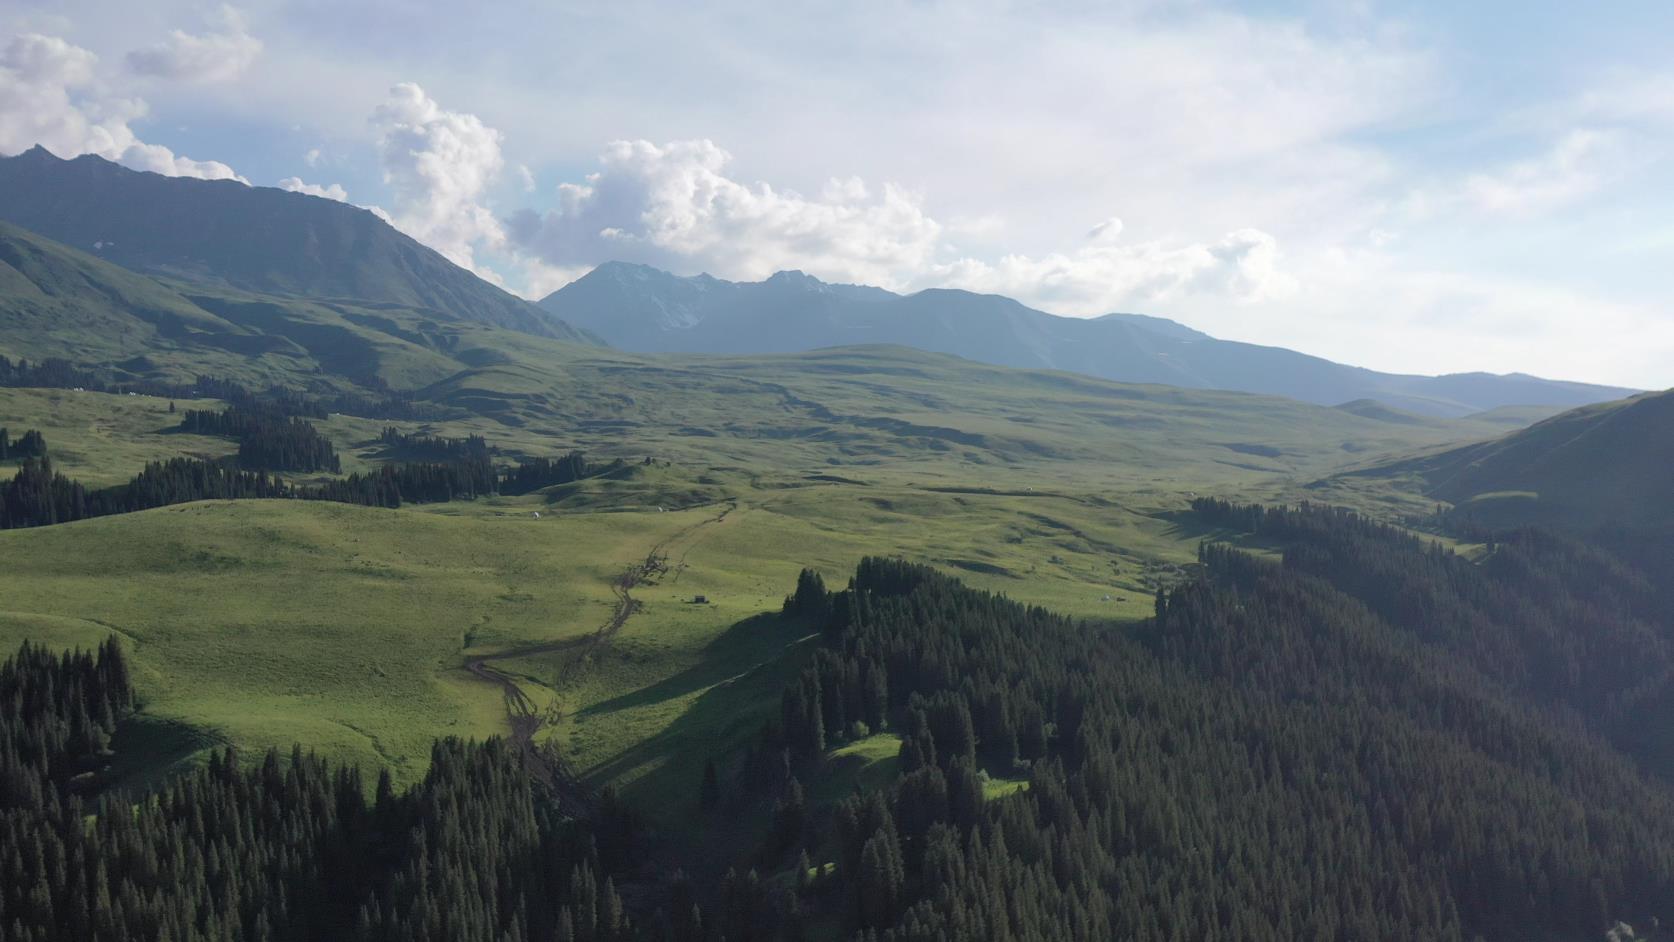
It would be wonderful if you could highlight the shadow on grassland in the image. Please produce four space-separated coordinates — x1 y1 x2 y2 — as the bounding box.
102 714 225 797
576 613 820 830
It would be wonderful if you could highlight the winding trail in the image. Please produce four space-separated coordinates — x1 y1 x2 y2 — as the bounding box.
463 500 737 815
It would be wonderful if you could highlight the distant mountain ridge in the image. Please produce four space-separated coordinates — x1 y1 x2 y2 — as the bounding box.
542 262 1636 417
0 146 592 343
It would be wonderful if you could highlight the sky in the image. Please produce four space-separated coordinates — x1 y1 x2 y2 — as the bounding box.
2 1 1672 388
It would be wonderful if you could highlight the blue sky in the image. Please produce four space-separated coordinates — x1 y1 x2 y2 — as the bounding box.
2 1 1672 388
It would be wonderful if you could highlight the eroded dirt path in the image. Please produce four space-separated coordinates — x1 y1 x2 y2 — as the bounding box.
464 500 737 815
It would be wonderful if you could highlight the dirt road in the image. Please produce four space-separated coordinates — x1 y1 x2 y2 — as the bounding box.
463 501 736 814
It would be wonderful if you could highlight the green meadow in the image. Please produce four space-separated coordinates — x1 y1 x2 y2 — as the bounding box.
0 353 1511 805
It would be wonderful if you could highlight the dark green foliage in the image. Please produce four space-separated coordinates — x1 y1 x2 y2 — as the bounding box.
0 638 133 810
1 455 499 530
0 427 46 460
500 451 595 495
0 637 621 942
181 405 341 472
9 507 1674 940
0 458 88 528
333 457 499 506
377 426 490 462
700 758 721 812
765 527 1674 940
781 569 829 622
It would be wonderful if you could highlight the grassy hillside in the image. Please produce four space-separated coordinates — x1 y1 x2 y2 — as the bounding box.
0 484 1203 795
0 220 564 391
0 382 1275 801
409 342 1538 493
0 388 233 487
0 148 592 342
1336 388 1674 529
0 337 1558 812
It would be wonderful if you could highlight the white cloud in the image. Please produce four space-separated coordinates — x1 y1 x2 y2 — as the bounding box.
927 227 1296 313
505 138 943 287
0 32 243 181
1219 245 1671 388
371 82 506 277
303 146 321 167
1462 129 1621 217
127 5 261 83
277 176 347 201
516 163 535 191
503 136 1292 312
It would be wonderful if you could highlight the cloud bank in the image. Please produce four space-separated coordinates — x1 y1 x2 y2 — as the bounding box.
498 135 1288 312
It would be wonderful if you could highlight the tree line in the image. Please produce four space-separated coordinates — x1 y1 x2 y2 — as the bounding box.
734 516 1674 939
0 427 46 461
181 405 342 473
0 455 498 529
377 426 492 462
12 501 1671 938
2 436 604 530
1 638 647 942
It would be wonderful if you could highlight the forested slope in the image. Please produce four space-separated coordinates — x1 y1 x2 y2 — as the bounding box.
7 502 1672 940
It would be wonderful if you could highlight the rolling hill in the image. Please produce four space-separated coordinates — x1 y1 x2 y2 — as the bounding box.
0 146 593 343
0 213 1529 493
541 261 1634 417
0 219 584 391
1343 387 1674 529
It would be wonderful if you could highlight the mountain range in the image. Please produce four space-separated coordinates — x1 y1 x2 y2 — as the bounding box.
541 262 1637 417
0 146 591 344
0 146 1642 420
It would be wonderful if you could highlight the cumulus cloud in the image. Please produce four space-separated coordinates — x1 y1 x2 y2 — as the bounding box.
501 136 1290 312
0 32 243 181
278 176 347 201
127 5 262 83
303 147 321 167
504 138 943 287
371 82 506 276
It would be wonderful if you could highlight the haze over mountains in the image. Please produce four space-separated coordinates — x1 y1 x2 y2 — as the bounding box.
543 262 1636 417
0 146 1640 422
0 147 592 343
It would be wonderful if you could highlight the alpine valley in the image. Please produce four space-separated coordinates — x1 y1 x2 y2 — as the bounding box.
2 150 1671 942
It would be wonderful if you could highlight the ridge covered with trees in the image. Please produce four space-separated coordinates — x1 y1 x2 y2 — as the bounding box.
2 434 612 531
1 637 635 942
6 503 1673 939
753 512 1674 939
181 406 341 473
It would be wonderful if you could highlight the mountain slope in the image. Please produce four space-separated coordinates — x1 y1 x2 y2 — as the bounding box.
542 262 1634 416
1348 388 1674 529
0 146 592 343
0 220 550 390
0 217 1530 487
